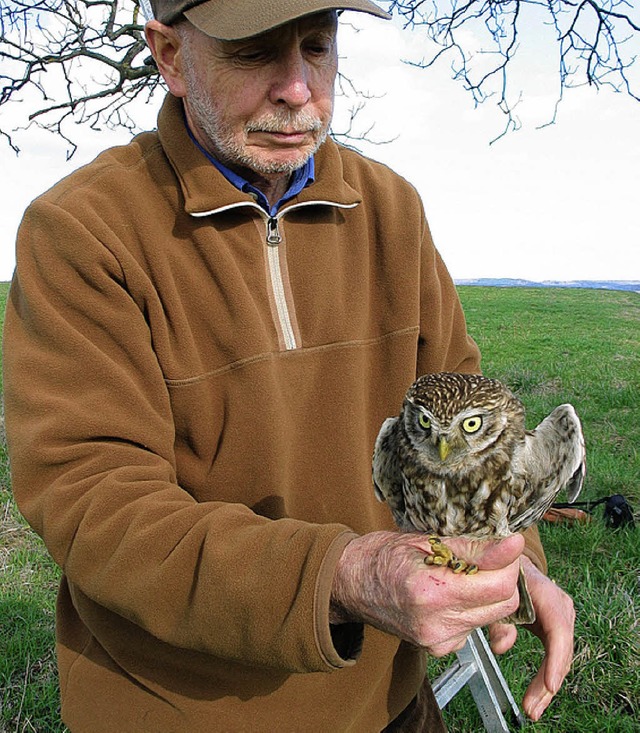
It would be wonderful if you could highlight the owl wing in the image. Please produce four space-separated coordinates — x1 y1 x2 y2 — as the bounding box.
510 403 586 532
372 417 408 524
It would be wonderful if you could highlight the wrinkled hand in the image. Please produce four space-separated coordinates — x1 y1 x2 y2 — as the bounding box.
330 531 523 657
488 555 575 721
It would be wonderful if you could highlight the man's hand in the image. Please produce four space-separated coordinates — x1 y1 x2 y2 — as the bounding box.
330 531 523 657
488 555 575 721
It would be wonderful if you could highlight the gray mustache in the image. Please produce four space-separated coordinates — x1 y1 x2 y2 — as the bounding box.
245 112 324 134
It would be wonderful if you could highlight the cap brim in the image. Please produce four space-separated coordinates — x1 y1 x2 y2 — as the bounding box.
184 0 391 40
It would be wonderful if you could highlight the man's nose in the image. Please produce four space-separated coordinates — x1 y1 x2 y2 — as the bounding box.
269 48 312 108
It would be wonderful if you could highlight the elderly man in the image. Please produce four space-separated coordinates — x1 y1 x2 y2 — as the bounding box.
3 1 575 730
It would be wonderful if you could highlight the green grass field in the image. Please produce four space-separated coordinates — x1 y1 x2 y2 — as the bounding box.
1 283 638 732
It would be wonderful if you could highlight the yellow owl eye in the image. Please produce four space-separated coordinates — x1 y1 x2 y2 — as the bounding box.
462 416 483 434
418 413 431 430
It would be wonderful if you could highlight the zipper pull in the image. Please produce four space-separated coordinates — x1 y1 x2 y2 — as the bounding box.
266 216 282 246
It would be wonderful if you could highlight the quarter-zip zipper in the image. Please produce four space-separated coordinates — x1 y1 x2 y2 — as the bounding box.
264 215 297 350
191 199 359 352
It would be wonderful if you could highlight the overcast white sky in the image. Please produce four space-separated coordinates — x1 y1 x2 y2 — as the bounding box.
1 10 639 283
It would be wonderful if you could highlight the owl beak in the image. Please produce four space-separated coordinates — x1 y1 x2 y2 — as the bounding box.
439 437 450 461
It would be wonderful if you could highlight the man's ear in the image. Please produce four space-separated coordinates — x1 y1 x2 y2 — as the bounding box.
145 20 188 98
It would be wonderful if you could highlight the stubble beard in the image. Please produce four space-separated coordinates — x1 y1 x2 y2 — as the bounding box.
186 77 331 176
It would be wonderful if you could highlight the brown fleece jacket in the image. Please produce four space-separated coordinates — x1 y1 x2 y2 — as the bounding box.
3 93 545 732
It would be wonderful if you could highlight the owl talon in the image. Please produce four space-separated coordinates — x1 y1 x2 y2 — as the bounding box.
425 536 478 575
425 555 447 567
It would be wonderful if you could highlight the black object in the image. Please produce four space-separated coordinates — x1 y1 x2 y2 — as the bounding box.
552 494 636 529
602 494 636 529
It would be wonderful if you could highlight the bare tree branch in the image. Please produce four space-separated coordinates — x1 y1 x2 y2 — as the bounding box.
1 0 160 156
387 0 640 140
331 68 399 148
0 0 639 154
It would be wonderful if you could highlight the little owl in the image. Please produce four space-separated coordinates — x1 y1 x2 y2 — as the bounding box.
372 372 586 624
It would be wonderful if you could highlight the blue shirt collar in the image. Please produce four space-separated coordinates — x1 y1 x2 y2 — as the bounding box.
185 122 315 216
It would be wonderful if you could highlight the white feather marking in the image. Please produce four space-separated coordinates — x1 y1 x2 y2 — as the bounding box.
471 481 492 507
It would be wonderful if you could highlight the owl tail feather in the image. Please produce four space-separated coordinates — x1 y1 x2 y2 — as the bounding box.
501 563 536 625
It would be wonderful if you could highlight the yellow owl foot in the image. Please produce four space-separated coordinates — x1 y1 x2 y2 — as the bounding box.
425 536 478 575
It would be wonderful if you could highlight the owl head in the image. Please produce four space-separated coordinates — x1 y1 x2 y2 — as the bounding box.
401 373 525 472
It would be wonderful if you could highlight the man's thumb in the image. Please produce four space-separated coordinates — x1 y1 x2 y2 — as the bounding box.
475 533 525 570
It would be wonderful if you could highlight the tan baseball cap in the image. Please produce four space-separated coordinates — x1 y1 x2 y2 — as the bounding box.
149 0 391 39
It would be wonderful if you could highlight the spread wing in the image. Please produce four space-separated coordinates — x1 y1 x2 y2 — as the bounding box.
510 403 586 532
372 417 407 525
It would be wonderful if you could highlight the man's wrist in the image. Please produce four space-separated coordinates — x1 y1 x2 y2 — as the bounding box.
329 530 398 626
329 538 358 625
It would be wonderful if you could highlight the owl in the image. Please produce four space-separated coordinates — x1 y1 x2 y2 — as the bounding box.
372 372 586 624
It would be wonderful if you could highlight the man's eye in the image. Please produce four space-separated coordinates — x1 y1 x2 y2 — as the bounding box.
307 43 329 54
304 38 334 57
232 48 273 65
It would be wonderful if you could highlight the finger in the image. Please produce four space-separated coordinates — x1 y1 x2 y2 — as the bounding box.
488 621 517 654
526 579 575 694
464 588 521 630
522 660 556 721
538 622 574 695
523 615 574 720
545 631 574 693
472 533 525 570
427 631 470 658
442 579 521 632
415 556 523 629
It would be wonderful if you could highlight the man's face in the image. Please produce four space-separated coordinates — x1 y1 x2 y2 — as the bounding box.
178 12 338 179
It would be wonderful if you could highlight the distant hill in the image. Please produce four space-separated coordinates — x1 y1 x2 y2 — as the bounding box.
455 278 640 292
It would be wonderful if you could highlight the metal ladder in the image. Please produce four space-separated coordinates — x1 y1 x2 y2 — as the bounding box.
433 628 525 733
